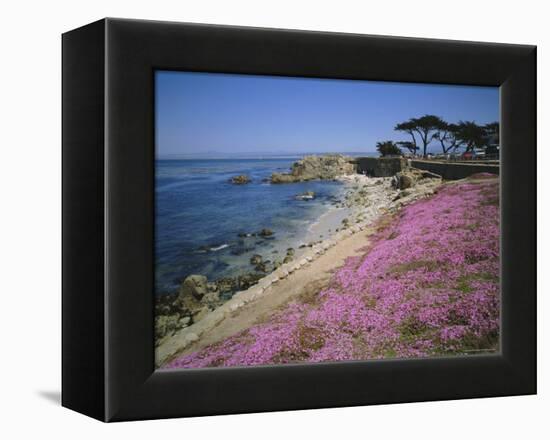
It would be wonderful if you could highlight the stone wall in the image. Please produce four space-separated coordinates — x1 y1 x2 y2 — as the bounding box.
355 157 406 177
410 160 500 180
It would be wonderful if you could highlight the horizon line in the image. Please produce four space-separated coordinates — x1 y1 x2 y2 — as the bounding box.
156 150 378 159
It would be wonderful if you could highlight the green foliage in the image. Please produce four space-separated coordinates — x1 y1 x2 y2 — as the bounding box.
454 121 487 151
394 120 419 154
395 115 442 157
376 141 402 157
393 116 500 156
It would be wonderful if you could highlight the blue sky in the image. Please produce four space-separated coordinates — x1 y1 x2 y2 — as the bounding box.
156 71 499 157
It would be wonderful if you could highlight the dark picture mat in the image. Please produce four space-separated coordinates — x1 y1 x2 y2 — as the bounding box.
62 18 536 421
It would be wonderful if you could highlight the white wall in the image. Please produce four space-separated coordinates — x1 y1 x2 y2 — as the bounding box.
0 0 546 437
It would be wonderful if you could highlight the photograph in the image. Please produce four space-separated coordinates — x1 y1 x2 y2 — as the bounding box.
0 0 541 432
154 71 501 369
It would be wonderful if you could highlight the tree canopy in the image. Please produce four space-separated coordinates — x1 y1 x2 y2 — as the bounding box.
376 141 402 157
395 115 442 157
389 116 499 157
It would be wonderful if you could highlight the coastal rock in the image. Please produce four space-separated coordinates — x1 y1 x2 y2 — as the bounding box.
259 228 274 237
215 277 237 293
229 174 251 184
295 191 316 200
209 272 264 295
270 173 298 183
271 154 356 183
255 260 274 273
179 274 208 300
201 291 220 305
237 272 264 290
155 293 180 316
250 254 263 265
392 168 442 190
155 314 180 339
398 173 415 189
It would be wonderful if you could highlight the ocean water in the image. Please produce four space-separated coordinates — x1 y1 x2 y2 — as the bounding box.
155 158 348 295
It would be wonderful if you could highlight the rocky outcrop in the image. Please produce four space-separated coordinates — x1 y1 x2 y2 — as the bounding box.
155 314 178 339
156 273 232 344
271 154 356 183
154 293 195 345
175 275 216 330
229 174 251 184
389 168 442 207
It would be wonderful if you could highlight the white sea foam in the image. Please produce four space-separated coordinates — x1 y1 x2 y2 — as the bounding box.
210 244 230 252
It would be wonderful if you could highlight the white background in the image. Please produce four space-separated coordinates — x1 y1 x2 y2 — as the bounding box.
0 0 546 437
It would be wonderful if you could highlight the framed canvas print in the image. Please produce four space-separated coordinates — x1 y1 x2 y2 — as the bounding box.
62 18 536 422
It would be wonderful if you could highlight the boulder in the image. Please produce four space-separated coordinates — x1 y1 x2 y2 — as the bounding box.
398 173 415 189
250 254 263 265
179 274 208 300
229 174 251 184
259 228 273 237
392 167 441 190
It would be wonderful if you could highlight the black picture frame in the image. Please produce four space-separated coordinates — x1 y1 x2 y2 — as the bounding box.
62 18 536 422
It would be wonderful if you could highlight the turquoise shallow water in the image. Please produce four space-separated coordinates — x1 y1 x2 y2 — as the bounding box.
155 158 346 295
